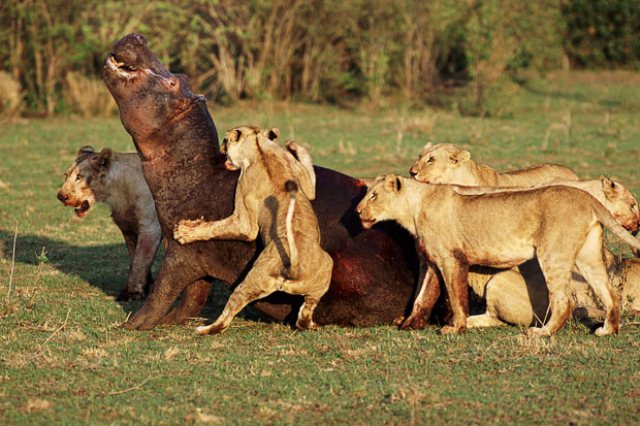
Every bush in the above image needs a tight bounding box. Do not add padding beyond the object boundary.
[0,71,23,119]
[65,72,116,117]
[562,0,640,69]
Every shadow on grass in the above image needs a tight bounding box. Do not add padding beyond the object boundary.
[0,229,271,323]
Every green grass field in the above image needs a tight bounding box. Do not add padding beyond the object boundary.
[1,71,640,424]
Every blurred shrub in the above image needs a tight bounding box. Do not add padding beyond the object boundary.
[0,0,637,116]
[562,0,640,69]
[65,72,116,117]
[0,71,23,119]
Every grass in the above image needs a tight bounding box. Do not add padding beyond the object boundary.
[1,71,640,424]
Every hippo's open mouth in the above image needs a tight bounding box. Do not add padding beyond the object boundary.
[74,200,91,218]
[105,55,141,79]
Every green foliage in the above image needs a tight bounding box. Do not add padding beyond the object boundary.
[0,0,637,116]
[562,0,640,69]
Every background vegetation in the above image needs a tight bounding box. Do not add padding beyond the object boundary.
[1,0,639,118]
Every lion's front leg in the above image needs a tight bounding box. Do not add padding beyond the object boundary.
[174,194,260,244]
[438,258,469,335]
[174,217,223,244]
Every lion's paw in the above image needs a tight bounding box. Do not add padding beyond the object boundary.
[439,325,465,335]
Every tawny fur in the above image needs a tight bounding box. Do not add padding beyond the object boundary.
[466,253,640,328]
[173,126,333,334]
[357,175,640,337]
[409,142,578,186]
[452,177,640,232]
[57,146,161,301]
[458,177,640,328]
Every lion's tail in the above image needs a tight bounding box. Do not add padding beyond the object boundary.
[594,199,640,251]
[284,180,299,279]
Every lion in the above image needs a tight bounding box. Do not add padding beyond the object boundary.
[452,176,640,233]
[173,126,333,334]
[466,254,640,328]
[57,146,162,301]
[409,142,578,186]
[357,174,640,336]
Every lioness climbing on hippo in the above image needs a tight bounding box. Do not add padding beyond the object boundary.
[102,34,419,330]
[174,126,333,334]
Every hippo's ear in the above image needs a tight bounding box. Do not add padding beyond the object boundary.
[261,128,279,141]
[449,148,471,165]
[383,174,402,193]
[77,146,95,158]
[92,148,113,170]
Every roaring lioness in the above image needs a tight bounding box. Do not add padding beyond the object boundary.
[57,146,162,301]
[357,175,640,336]
[174,126,333,334]
[409,143,578,186]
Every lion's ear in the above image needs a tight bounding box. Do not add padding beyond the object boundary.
[261,128,280,141]
[449,148,471,165]
[226,129,243,142]
[77,145,95,158]
[383,174,402,192]
[600,175,617,198]
[93,148,113,169]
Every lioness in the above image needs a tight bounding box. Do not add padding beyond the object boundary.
[452,177,640,233]
[357,175,640,336]
[409,143,578,186]
[57,146,161,301]
[467,254,640,328]
[174,126,333,334]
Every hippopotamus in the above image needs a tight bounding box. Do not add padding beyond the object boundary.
[102,34,428,330]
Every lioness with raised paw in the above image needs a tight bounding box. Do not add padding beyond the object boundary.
[409,142,578,186]
[173,126,333,334]
[57,146,162,301]
[357,174,640,337]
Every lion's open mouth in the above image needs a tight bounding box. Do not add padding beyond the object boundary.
[74,200,91,218]
[360,218,376,229]
[224,159,239,171]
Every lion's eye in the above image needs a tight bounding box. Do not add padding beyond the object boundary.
[426,157,435,164]
[75,174,83,181]
[371,192,377,200]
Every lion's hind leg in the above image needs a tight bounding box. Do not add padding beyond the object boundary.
[529,253,574,337]
[282,252,333,331]
[575,226,620,336]
[196,259,279,335]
